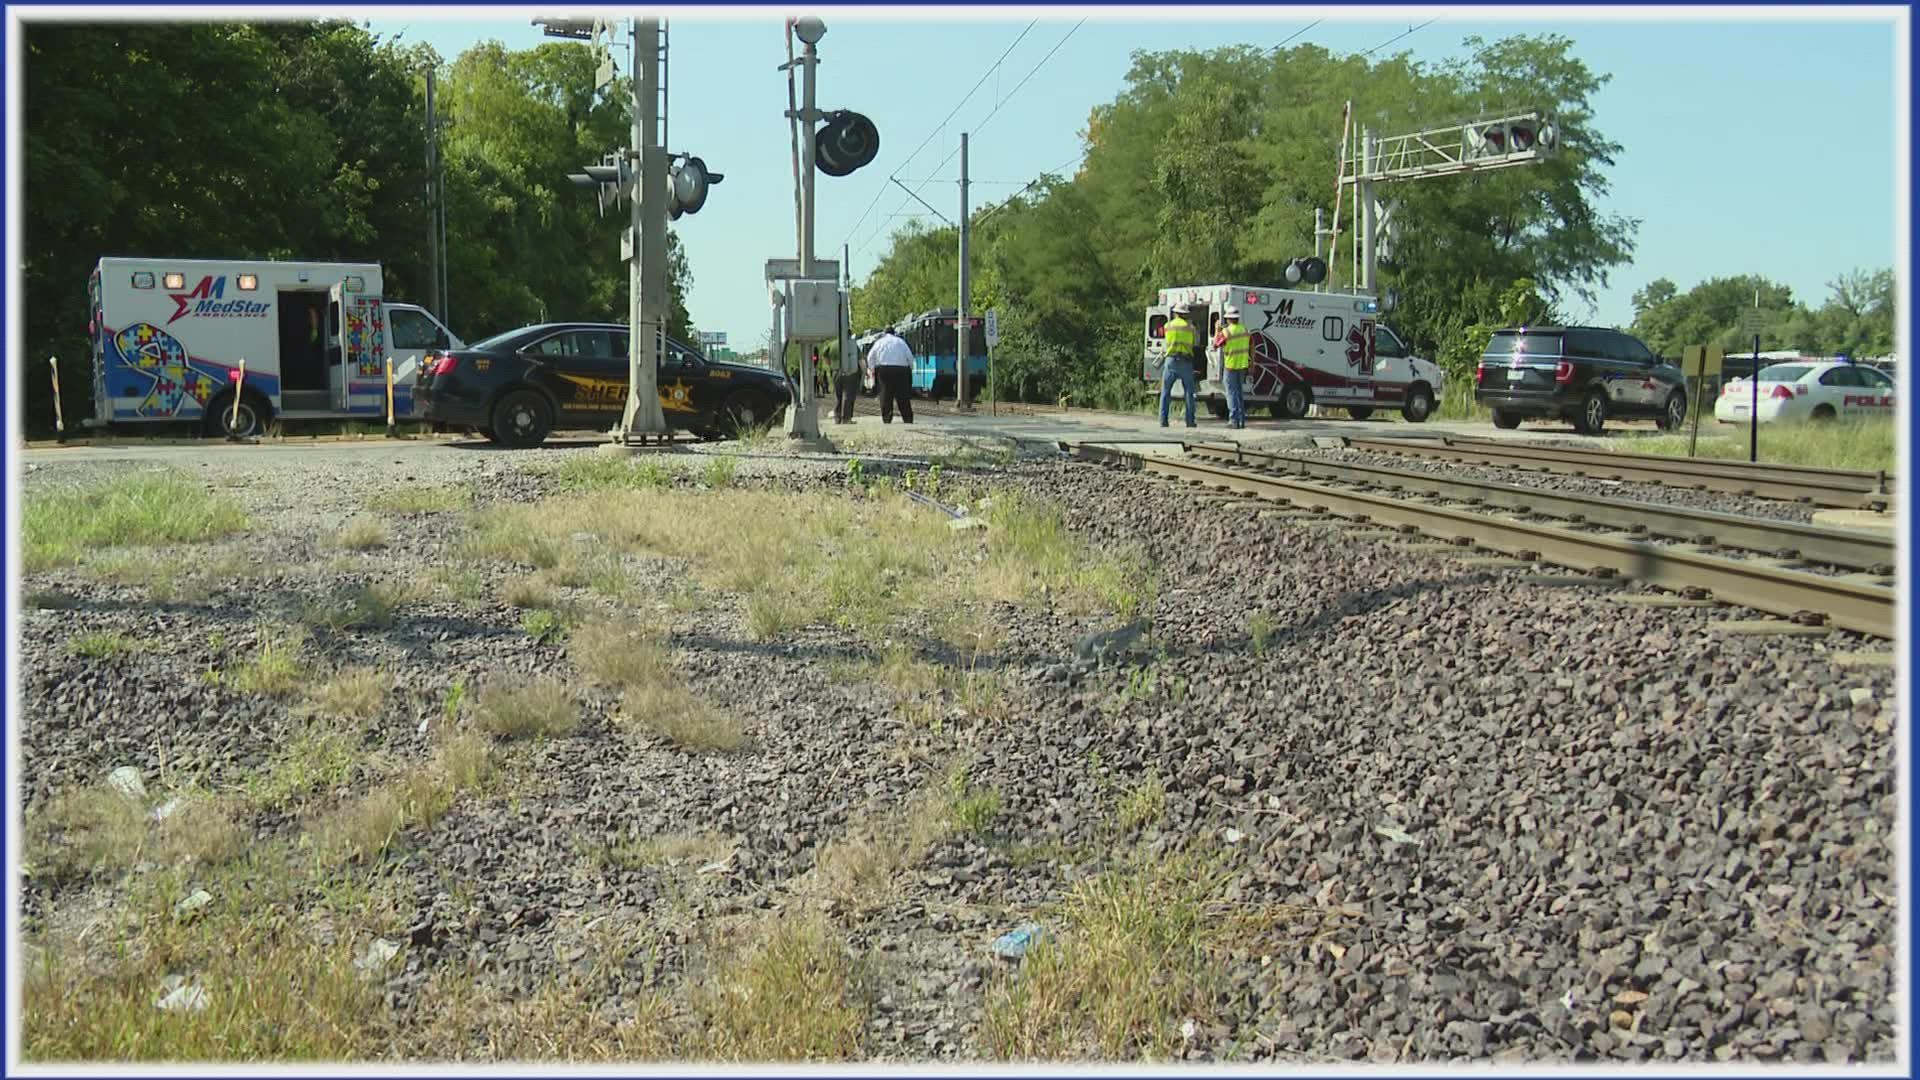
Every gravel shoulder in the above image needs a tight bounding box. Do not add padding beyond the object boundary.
[15,429,1899,1064]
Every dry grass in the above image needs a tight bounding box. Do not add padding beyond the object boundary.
[306,668,387,718]
[569,619,672,688]
[22,910,383,1061]
[300,581,420,632]
[400,975,676,1062]
[243,722,368,812]
[231,627,308,696]
[691,914,867,1061]
[81,550,186,599]
[452,484,1153,648]
[1115,775,1167,832]
[810,772,965,915]
[26,785,243,887]
[315,731,491,864]
[472,678,580,740]
[330,515,389,551]
[589,830,735,873]
[981,850,1254,1060]
[501,575,555,610]
[620,684,746,753]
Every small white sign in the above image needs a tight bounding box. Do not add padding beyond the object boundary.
[699,331,728,346]
[1737,308,1766,336]
[984,308,1000,347]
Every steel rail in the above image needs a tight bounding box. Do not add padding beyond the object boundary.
[1183,441,1896,572]
[1066,442,1894,638]
[1343,436,1894,509]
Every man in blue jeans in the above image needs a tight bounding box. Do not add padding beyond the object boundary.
[1159,302,1199,428]
[1215,305,1251,429]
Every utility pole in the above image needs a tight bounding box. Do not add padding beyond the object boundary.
[621,18,671,439]
[424,66,441,322]
[1358,126,1378,295]
[956,132,971,408]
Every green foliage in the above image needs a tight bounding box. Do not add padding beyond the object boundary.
[853,35,1641,405]
[1630,269,1895,359]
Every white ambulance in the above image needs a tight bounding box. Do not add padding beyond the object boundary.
[86,257,464,436]
[1143,284,1443,422]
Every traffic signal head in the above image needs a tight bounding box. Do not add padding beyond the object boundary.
[815,110,879,177]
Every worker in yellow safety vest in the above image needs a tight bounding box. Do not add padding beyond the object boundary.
[1159,302,1199,428]
[1214,305,1252,429]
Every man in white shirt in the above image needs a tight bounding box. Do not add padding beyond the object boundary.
[866,326,916,424]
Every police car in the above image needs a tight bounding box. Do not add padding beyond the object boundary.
[1714,359,1896,425]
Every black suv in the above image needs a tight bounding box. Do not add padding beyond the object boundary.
[1474,326,1686,435]
[416,322,793,448]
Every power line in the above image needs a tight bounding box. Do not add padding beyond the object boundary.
[856,17,1086,257]
[840,20,1038,248]
[1361,18,1436,58]
[1271,18,1322,52]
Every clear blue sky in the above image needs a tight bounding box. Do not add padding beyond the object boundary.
[361,7,1904,346]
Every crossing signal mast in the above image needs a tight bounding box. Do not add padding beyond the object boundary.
[538,13,723,443]
[1336,110,1559,299]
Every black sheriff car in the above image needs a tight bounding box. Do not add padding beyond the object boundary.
[416,321,793,448]
[1473,325,1688,436]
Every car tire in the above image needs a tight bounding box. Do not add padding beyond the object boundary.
[490,389,552,449]
[1401,383,1436,424]
[1207,399,1230,419]
[1657,391,1688,432]
[1491,408,1523,430]
[1573,389,1608,436]
[721,391,770,436]
[1280,383,1312,420]
[1812,404,1836,422]
[202,390,269,438]
[1347,406,1375,421]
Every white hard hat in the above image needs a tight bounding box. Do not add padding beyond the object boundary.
[1172,301,1191,313]
[1224,305,1241,318]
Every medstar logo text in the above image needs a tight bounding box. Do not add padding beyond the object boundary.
[167,276,271,325]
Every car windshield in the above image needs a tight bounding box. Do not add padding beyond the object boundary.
[1758,364,1813,383]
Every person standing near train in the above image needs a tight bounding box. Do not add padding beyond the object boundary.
[866,324,916,424]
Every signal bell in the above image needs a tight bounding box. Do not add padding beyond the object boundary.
[815,110,879,177]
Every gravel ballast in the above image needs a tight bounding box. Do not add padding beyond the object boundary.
[16,432,1899,1063]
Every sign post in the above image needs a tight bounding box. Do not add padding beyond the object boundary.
[984,308,999,417]
[1739,303,1765,463]
[1680,344,1723,458]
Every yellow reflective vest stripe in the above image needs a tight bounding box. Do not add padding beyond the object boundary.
[1163,316,1196,355]
[1220,323,1251,370]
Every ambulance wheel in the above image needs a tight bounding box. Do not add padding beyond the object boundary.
[1347,407,1375,421]
[490,390,552,449]
[203,391,269,439]
[1279,383,1313,420]
[1401,383,1436,424]
[1206,399,1229,419]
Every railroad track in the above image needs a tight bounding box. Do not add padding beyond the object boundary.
[1185,441,1896,572]
[1065,441,1896,638]
[1343,435,1896,510]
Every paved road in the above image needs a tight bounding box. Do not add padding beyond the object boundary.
[19,406,1662,467]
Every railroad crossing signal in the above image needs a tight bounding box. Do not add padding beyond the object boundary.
[668,155,723,219]
[568,152,631,217]
[815,110,879,176]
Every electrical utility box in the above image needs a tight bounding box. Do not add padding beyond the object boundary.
[784,279,840,340]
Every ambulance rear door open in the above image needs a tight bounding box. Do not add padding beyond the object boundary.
[1142,303,1168,382]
